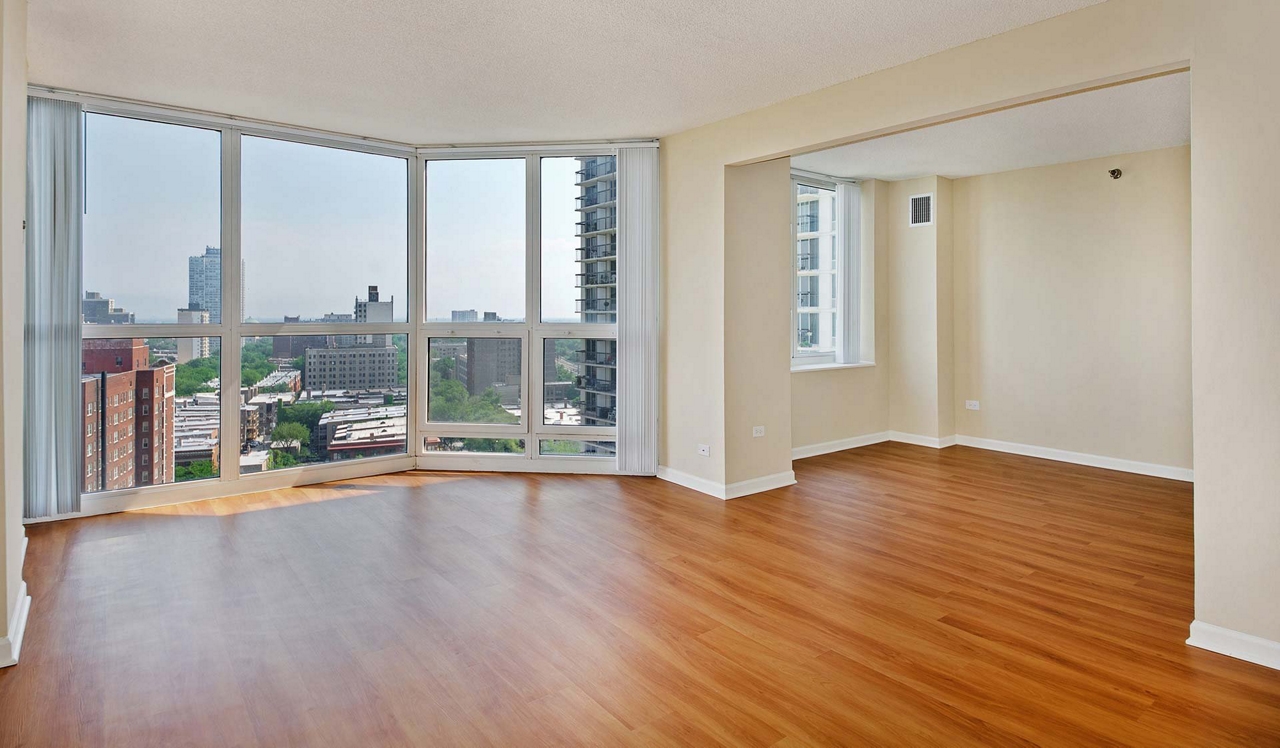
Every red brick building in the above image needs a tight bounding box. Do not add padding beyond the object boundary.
[81,339,176,493]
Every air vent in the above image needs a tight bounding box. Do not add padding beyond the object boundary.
[909,193,933,226]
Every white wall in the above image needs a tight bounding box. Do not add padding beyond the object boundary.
[952,147,1193,469]
[1189,1,1280,646]
[0,0,26,652]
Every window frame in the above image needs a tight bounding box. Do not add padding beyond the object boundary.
[76,104,420,510]
[790,170,860,371]
[419,152,619,468]
[51,89,643,514]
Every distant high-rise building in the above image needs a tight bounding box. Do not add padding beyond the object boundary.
[451,309,478,323]
[81,291,135,325]
[483,311,500,322]
[175,308,211,363]
[187,246,245,325]
[575,156,618,441]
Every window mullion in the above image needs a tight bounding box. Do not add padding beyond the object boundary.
[218,126,242,482]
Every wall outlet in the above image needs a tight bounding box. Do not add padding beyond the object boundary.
[965,400,980,411]
[697,443,710,457]
[752,425,765,438]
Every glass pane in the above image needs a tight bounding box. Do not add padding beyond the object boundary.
[428,337,522,424]
[542,338,617,427]
[83,114,221,324]
[426,159,526,322]
[239,336,408,471]
[241,136,408,323]
[81,337,220,493]
[539,440,616,457]
[795,182,838,355]
[541,156,616,323]
[424,437,526,454]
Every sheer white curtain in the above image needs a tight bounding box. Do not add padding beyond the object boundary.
[24,96,83,518]
[616,146,659,474]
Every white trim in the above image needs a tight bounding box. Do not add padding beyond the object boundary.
[656,465,727,498]
[0,581,31,668]
[790,167,858,186]
[415,454,623,474]
[792,431,891,459]
[1187,621,1280,671]
[888,431,956,449]
[656,466,796,501]
[955,435,1193,482]
[725,470,797,500]
[791,361,875,373]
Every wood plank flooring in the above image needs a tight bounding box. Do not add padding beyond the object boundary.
[2,443,1278,746]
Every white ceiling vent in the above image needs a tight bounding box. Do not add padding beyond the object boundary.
[909,193,934,226]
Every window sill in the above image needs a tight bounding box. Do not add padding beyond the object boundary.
[791,361,875,373]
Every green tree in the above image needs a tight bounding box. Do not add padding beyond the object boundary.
[277,400,336,448]
[271,421,310,450]
[268,450,298,469]
[174,356,220,397]
[175,460,215,482]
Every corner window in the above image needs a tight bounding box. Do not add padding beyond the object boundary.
[791,173,859,369]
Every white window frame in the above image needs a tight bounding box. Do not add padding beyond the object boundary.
[35,85,651,516]
[790,170,860,370]
[418,153,618,472]
[73,102,419,513]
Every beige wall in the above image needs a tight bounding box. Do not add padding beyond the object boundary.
[724,158,793,484]
[952,147,1193,469]
[887,177,946,438]
[661,0,1192,487]
[1190,2,1280,643]
[791,179,890,449]
[660,131,727,483]
[1,0,25,639]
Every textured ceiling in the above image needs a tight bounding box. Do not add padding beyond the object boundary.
[792,72,1190,180]
[29,0,1102,145]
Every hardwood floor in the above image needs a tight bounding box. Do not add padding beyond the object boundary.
[2,443,1278,746]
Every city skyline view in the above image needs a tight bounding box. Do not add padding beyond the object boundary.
[83,113,594,324]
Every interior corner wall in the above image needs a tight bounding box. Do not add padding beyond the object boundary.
[1190,0,1280,644]
[790,179,890,450]
[951,147,1192,469]
[0,0,26,642]
[724,158,793,485]
[887,176,945,439]
[934,178,955,440]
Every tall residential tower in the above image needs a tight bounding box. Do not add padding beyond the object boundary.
[575,156,618,439]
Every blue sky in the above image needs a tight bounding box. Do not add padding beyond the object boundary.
[83,113,583,325]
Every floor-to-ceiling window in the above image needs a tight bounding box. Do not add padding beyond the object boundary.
[420,154,618,464]
[63,96,648,512]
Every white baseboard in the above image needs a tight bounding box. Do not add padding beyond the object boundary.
[1187,620,1280,671]
[724,470,796,500]
[792,432,890,459]
[888,431,956,449]
[657,465,796,501]
[0,581,31,668]
[955,435,1193,482]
